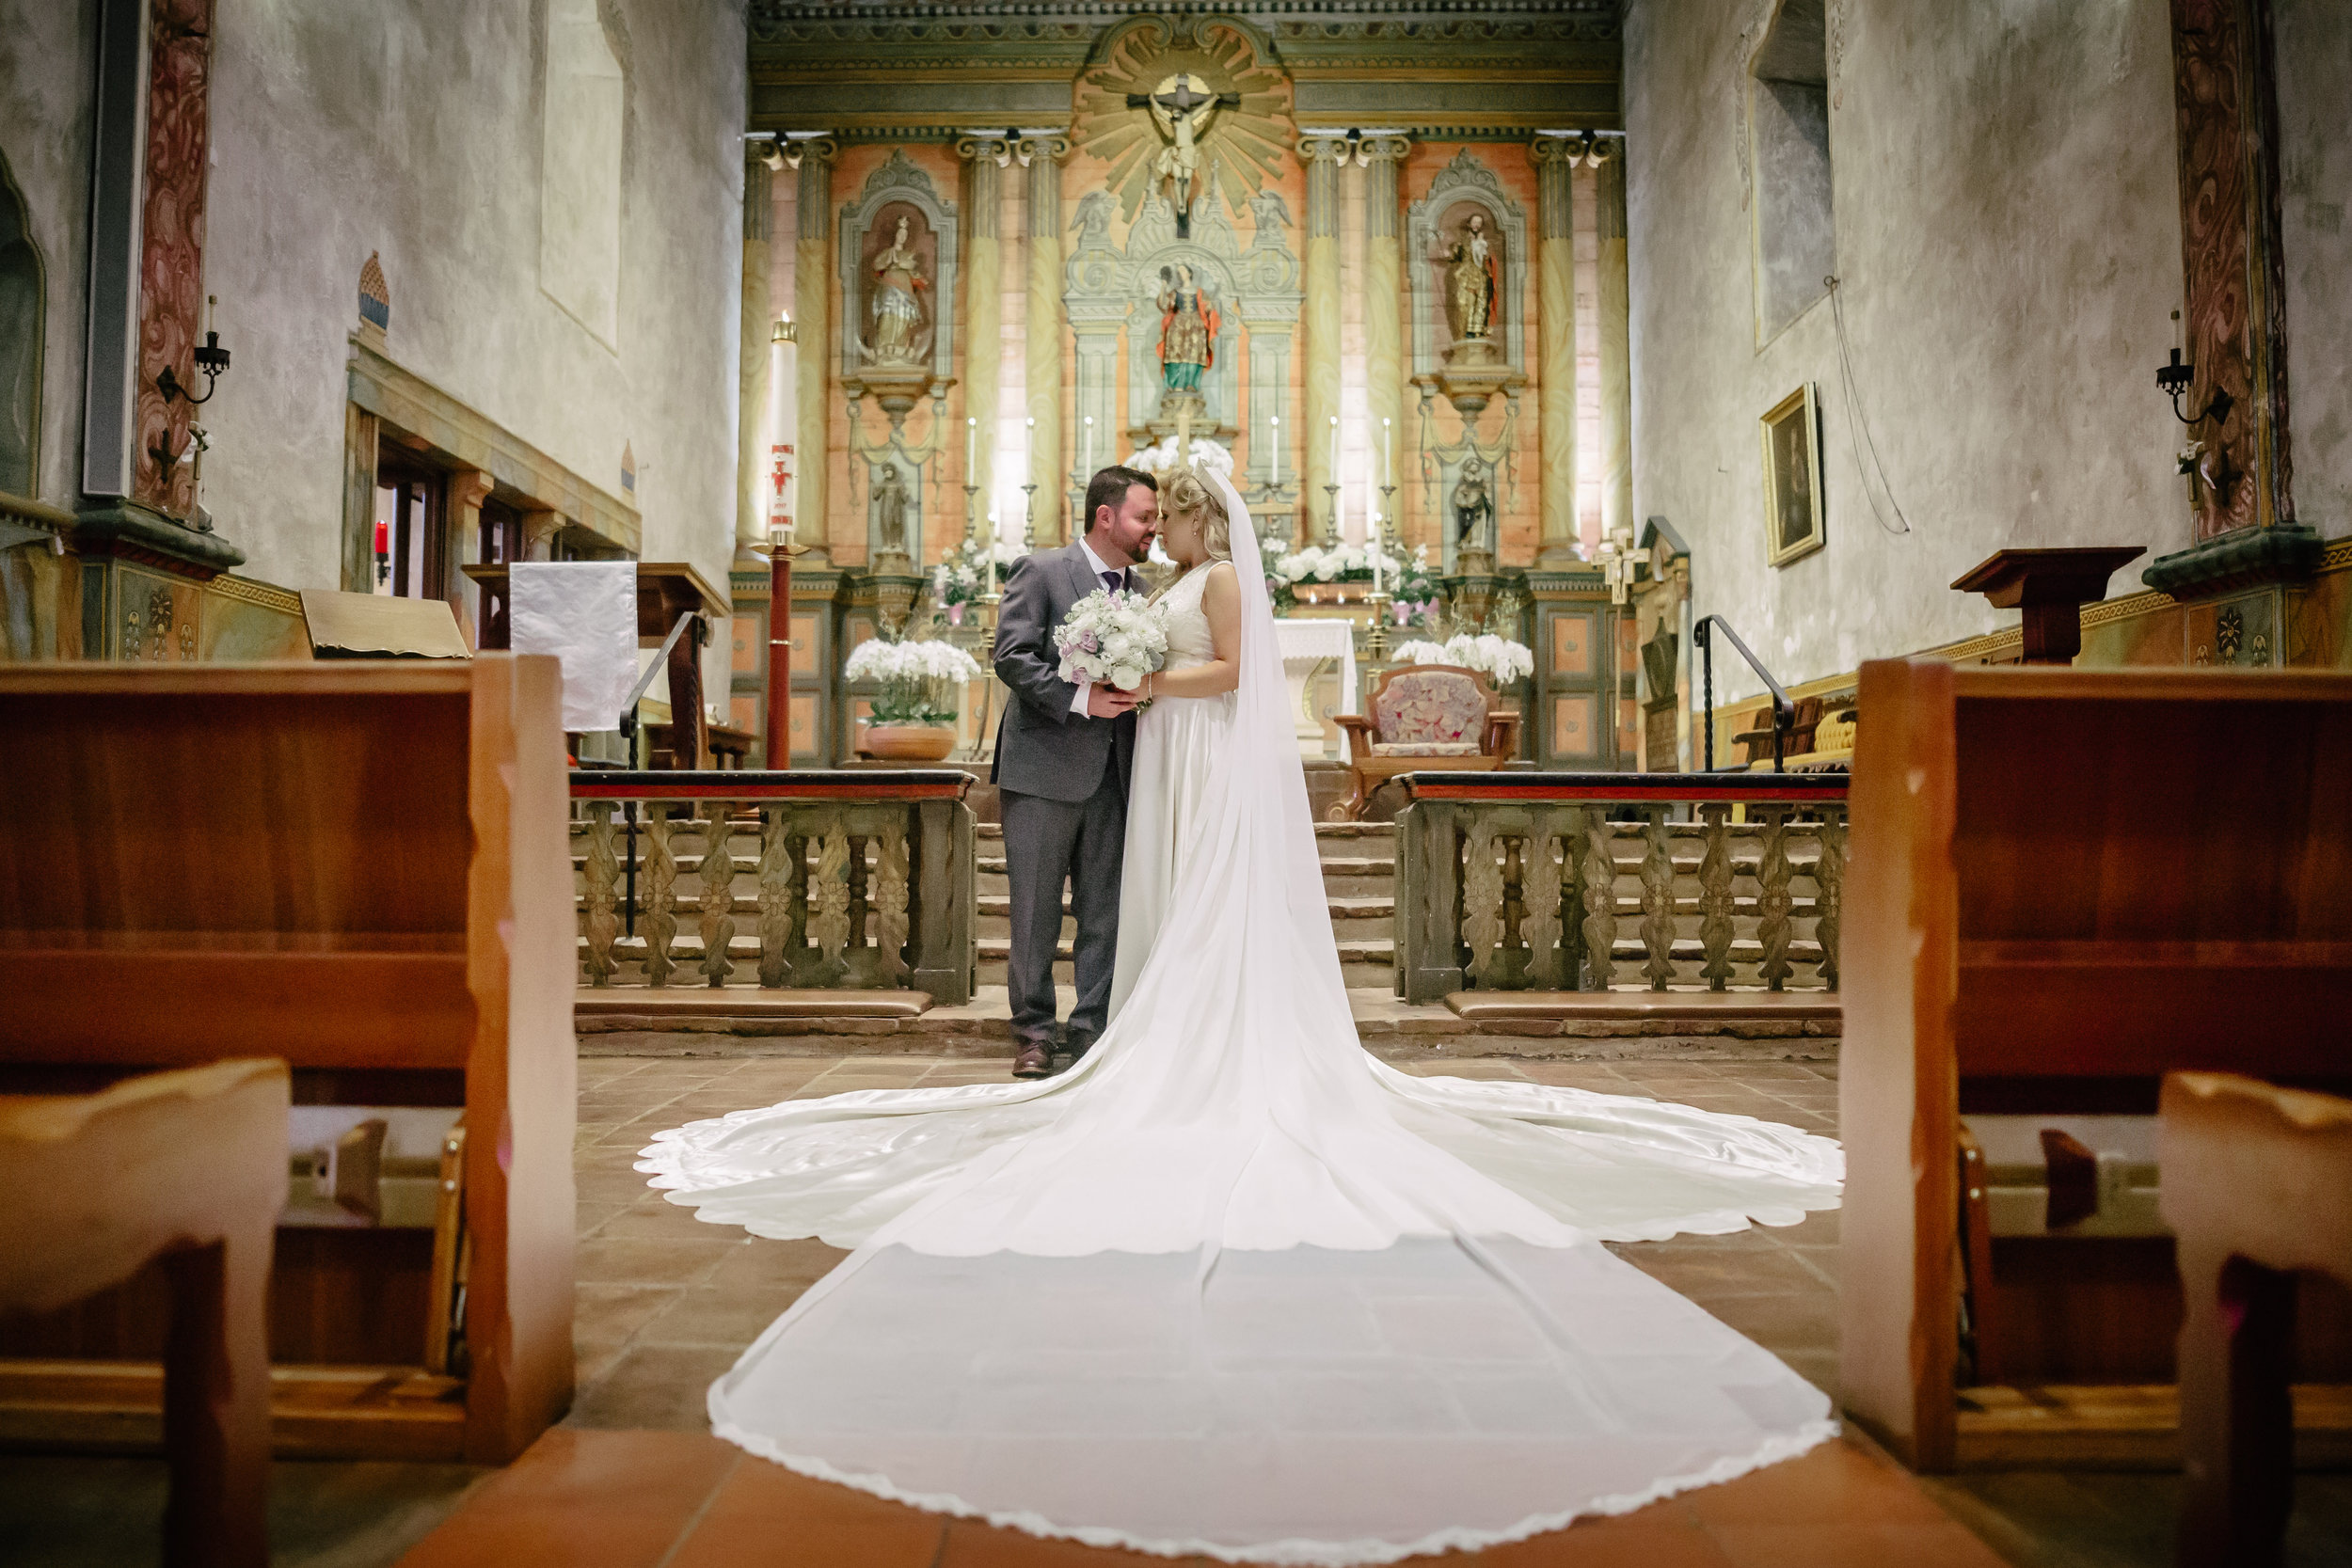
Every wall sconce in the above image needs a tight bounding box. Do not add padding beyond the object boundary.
[2156,347,2233,429]
[159,295,232,405]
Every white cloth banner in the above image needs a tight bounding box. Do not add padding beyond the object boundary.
[511,562,639,732]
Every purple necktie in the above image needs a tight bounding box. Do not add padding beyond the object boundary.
[1102,570,1122,593]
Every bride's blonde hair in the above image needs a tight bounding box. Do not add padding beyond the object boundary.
[1161,466,1232,563]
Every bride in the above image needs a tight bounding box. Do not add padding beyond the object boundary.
[640,461,1843,1563]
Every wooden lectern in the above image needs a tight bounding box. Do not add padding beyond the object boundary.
[1949,546,2146,665]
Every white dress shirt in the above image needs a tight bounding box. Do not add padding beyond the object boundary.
[1069,535,1131,717]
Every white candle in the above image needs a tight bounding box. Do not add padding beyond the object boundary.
[1269,414,1280,486]
[966,414,977,475]
[1083,414,1094,476]
[1381,417,1392,491]
[1328,414,1340,485]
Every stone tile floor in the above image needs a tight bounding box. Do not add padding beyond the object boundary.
[12,1053,2352,1567]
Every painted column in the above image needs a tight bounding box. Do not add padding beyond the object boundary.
[737,149,774,556]
[1531,135,1581,565]
[956,136,1009,542]
[792,139,837,564]
[1360,137,1409,545]
[1021,135,1070,546]
[1299,135,1349,546]
[1594,138,1633,554]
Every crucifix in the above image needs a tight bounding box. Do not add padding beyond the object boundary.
[1126,73,1240,237]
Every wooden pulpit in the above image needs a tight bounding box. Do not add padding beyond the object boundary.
[1949,546,2146,664]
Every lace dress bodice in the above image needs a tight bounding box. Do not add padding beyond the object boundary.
[1155,563,1219,673]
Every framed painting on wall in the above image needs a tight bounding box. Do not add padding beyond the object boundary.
[1760,383,1825,567]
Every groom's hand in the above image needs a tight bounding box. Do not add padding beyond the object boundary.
[1085,686,1137,719]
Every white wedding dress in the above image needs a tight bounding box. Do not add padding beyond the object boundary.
[639,469,1843,1564]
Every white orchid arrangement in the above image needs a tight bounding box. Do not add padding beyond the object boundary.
[843,636,986,725]
[1053,588,1169,705]
[1126,436,1234,478]
[1392,632,1535,686]
[930,537,1029,624]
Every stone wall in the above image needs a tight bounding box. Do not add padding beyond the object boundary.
[0,0,97,514]
[1625,0,2196,697]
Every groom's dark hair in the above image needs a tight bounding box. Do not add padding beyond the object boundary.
[1084,465,1158,537]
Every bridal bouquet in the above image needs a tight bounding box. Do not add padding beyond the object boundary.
[1054,588,1168,706]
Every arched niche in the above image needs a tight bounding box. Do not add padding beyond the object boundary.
[0,149,43,498]
[836,150,958,388]
[1406,151,1528,380]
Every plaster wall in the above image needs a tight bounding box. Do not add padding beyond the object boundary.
[2276,0,2352,537]
[1625,0,2188,699]
[195,0,745,689]
[0,0,97,513]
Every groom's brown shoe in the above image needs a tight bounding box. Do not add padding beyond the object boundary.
[1012,1040,1054,1078]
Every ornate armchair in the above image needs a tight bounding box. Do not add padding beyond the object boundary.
[1329,664,1520,821]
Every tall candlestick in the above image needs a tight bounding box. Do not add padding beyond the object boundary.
[1269,414,1280,486]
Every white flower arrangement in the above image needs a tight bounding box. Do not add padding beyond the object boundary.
[1053,588,1169,699]
[843,636,986,725]
[1392,633,1535,686]
[931,538,1029,623]
[1125,436,1234,478]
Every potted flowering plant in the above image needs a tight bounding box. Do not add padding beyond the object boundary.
[844,636,986,760]
[930,538,1027,627]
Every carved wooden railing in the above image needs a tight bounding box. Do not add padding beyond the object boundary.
[1393,771,1850,1004]
[568,770,977,1005]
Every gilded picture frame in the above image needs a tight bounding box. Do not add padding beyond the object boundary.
[1759,383,1825,567]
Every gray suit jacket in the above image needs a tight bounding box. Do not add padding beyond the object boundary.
[989,543,1136,803]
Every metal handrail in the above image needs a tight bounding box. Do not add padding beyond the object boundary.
[1692,615,1796,773]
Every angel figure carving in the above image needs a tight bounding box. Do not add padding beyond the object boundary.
[866,215,928,365]
[1445,211,1501,346]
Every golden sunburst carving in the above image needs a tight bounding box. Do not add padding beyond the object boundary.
[1072,18,1292,227]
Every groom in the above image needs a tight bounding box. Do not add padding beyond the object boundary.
[990,465,1161,1079]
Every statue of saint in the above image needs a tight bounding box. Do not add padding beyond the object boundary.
[1452,457,1495,547]
[866,215,927,365]
[1444,212,1500,344]
[1155,263,1217,392]
[871,464,910,553]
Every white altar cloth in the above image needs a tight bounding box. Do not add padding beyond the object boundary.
[1271,617,1358,757]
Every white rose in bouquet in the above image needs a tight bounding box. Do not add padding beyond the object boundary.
[1054,587,1169,701]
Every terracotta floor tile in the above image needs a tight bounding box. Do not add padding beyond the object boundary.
[579,1168,670,1205]
[566,1343,745,1432]
[575,1235,742,1289]
[703,1236,851,1291]
[1613,1245,1827,1298]
[669,1460,947,1568]
[393,1429,738,1568]
[574,1282,685,1343]
[1683,1445,1949,1528]
[1458,1519,1737,1567]
[937,1517,1202,1565]
[637,1283,801,1347]
[1683,1294,1839,1357]
[593,1198,734,1242]
[1706,1520,2010,1567]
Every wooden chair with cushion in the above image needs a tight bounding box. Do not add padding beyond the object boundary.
[0,1059,290,1568]
[1330,664,1520,821]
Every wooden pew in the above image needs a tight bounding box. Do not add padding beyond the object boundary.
[1841,661,2352,1471]
[0,1059,288,1568]
[0,659,576,1464]
[2161,1071,2352,1568]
